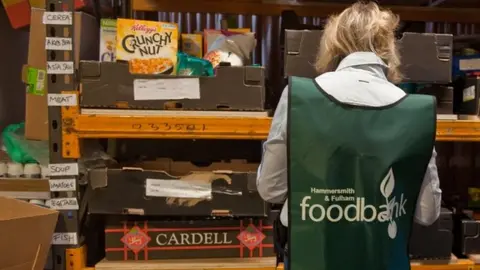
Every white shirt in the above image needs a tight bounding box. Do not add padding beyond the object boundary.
[257,52,442,227]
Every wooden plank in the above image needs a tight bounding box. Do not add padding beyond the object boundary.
[95,257,277,270]
[275,256,473,270]
[132,0,480,23]
[0,178,50,192]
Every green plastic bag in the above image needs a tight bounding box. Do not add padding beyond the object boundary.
[2,123,48,164]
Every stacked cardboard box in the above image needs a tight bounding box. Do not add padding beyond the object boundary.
[22,8,98,140]
[0,197,58,270]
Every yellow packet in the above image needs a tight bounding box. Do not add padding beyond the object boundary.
[116,18,178,75]
[182,34,203,58]
[228,28,251,34]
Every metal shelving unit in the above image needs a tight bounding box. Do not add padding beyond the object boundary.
[44,1,85,270]
[42,0,480,270]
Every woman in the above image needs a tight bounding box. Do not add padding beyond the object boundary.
[257,2,442,270]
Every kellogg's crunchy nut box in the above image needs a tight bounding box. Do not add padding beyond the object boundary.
[116,18,178,75]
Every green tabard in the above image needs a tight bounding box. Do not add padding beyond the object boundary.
[287,77,436,270]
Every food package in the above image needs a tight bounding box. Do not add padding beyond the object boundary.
[116,18,179,75]
[203,30,256,68]
[99,19,117,62]
[182,33,203,58]
[177,52,214,76]
[228,28,251,34]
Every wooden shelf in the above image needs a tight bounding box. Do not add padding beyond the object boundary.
[94,257,277,270]
[0,178,50,199]
[132,0,480,23]
[0,178,49,192]
[89,257,477,270]
[276,257,474,270]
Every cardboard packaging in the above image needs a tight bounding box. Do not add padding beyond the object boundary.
[99,19,117,62]
[0,197,58,270]
[24,8,99,141]
[105,218,274,261]
[284,30,453,84]
[79,61,266,111]
[116,18,179,75]
[182,33,203,58]
[88,159,267,217]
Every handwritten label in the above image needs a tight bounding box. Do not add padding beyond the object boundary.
[47,94,77,106]
[47,61,74,74]
[131,123,206,132]
[48,198,79,210]
[133,78,200,100]
[42,12,73,25]
[49,179,76,191]
[52,233,78,245]
[45,37,73,50]
[146,179,212,199]
[48,163,79,176]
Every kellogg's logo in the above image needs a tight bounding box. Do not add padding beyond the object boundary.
[121,226,151,253]
[131,24,157,34]
[237,224,266,251]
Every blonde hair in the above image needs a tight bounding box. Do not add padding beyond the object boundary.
[315,1,402,83]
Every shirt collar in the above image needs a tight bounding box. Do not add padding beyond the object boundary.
[336,52,388,71]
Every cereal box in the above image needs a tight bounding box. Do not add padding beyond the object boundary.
[181,33,203,58]
[99,19,117,62]
[116,18,178,75]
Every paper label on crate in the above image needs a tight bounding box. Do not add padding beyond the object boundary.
[133,78,200,100]
[48,198,79,210]
[145,179,212,199]
[463,85,476,102]
[47,61,74,74]
[45,37,73,50]
[42,12,73,25]
[459,58,480,71]
[49,178,76,191]
[48,163,79,176]
[47,94,77,106]
[52,233,78,245]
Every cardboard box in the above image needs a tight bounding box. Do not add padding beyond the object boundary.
[88,159,267,217]
[105,218,274,261]
[284,30,453,84]
[79,61,266,111]
[99,19,117,62]
[0,197,58,270]
[182,33,203,58]
[409,208,453,259]
[24,8,99,141]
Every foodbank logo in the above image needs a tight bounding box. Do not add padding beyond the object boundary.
[380,168,400,239]
[300,168,406,240]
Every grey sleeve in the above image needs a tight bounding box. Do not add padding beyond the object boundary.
[413,148,442,226]
[256,87,288,204]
